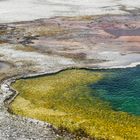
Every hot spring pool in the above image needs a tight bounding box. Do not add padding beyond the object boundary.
[91,66,140,115]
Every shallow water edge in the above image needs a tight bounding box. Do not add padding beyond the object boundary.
[7,66,140,139]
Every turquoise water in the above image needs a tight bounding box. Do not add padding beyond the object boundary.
[91,66,140,115]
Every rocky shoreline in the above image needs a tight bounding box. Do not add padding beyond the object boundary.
[0,71,79,140]
[0,72,60,139]
[1,68,97,140]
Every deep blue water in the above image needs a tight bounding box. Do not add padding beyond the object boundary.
[91,66,140,115]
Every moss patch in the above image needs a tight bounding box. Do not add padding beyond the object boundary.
[10,69,140,140]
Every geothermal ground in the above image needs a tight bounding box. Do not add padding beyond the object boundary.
[0,0,140,23]
[0,14,140,139]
